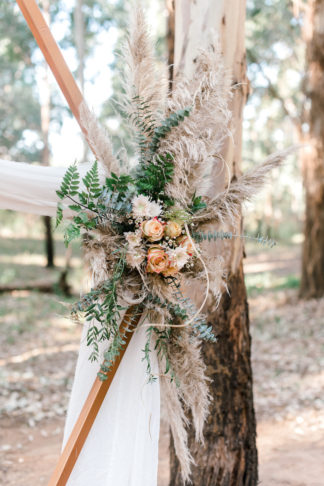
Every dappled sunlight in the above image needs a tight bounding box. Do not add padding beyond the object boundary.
[0,342,79,367]
[0,253,81,268]
[257,413,324,486]
[245,258,298,274]
[258,408,324,448]
[0,228,45,239]
[251,289,324,430]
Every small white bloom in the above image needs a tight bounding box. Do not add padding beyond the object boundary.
[167,246,189,270]
[126,249,145,268]
[132,195,162,218]
[124,230,142,247]
[132,195,150,218]
[147,201,162,218]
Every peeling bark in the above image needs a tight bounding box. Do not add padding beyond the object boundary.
[169,1,258,484]
[170,265,257,486]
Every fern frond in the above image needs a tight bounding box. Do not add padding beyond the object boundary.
[82,161,101,201]
[56,164,80,200]
[132,107,192,204]
[148,107,191,154]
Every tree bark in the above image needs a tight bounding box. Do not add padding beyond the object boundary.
[74,0,88,162]
[300,0,324,299]
[170,1,258,484]
[40,0,55,268]
[166,0,175,89]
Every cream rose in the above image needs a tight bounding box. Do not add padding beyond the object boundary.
[141,218,164,242]
[147,246,169,274]
[177,235,194,256]
[162,261,179,277]
[167,247,189,270]
[165,221,182,239]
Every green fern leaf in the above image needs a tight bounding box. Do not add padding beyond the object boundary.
[56,164,80,200]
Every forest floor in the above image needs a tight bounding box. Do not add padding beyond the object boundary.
[0,234,323,486]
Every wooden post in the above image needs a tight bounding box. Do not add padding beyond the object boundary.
[47,307,142,486]
[15,2,144,484]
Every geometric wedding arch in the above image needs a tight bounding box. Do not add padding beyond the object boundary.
[16,1,142,484]
[14,1,260,485]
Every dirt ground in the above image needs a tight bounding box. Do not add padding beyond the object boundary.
[1,244,324,485]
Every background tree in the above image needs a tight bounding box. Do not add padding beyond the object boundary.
[244,0,304,241]
[169,1,258,484]
[74,0,87,163]
[300,0,324,298]
[40,0,55,268]
[0,2,41,161]
[0,0,56,267]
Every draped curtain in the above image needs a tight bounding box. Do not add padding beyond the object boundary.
[0,159,160,486]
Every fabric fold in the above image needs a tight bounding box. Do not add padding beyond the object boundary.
[0,159,161,486]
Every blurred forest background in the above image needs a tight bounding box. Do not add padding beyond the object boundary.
[0,1,323,485]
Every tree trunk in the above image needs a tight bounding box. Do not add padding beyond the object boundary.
[40,0,55,268]
[170,1,258,484]
[300,0,324,299]
[74,0,88,162]
[166,0,175,89]
[43,214,54,268]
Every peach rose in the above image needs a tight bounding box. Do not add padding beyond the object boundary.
[147,246,169,274]
[165,221,182,239]
[141,218,164,242]
[177,235,194,256]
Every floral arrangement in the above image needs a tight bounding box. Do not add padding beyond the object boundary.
[56,7,288,482]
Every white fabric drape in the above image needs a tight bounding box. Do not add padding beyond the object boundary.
[0,159,68,217]
[63,320,160,486]
[0,159,160,486]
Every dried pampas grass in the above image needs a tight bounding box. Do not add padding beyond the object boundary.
[193,148,295,225]
[160,366,194,484]
[121,6,168,132]
[169,330,211,443]
[163,43,232,206]
[79,102,120,176]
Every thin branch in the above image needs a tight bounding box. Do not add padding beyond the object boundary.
[247,49,301,130]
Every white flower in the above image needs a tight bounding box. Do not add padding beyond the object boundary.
[132,195,162,218]
[147,201,162,218]
[126,249,145,268]
[167,246,190,270]
[132,195,151,218]
[124,230,142,247]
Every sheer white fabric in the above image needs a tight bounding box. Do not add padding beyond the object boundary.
[0,159,69,217]
[63,320,160,486]
[0,159,160,486]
